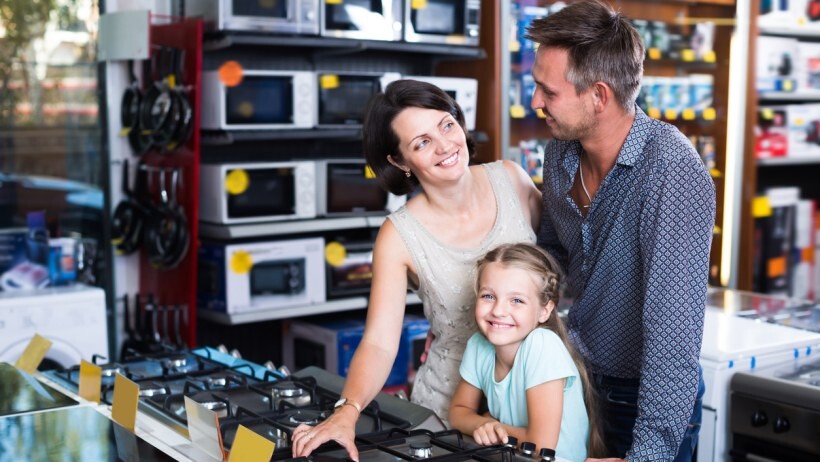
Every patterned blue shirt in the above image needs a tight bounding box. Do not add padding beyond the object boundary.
[537,107,715,461]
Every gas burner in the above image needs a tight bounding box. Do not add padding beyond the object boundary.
[139,384,168,398]
[269,381,312,407]
[283,409,328,427]
[409,441,433,459]
[163,354,192,370]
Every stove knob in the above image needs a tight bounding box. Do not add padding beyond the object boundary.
[751,410,768,427]
[504,436,519,449]
[520,442,536,456]
[773,416,791,433]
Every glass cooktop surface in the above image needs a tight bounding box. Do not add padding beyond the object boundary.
[0,362,77,416]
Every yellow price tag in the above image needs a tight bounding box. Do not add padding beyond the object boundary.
[703,107,717,121]
[682,108,696,120]
[713,226,721,235]
[535,108,546,119]
[112,374,140,432]
[681,49,695,62]
[118,127,131,136]
[509,40,521,53]
[225,169,250,195]
[782,79,794,92]
[79,360,103,403]
[320,74,340,89]
[704,51,716,63]
[411,0,428,9]
[648,48,662,60]
[14,334,52,374]
[228,425,276,462]
[752,196,772,218]
[664,109,678,120]
[761,108,774,120]
[510,105,526,118]
[325,241,347,268]
[167,74,176,89]
[364,165,376,179]
[709,168,722,178]
[648,107,662,119]
[231,250,254,274]
[326,0,342,4]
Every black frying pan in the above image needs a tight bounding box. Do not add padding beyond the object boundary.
[120,60,142,133]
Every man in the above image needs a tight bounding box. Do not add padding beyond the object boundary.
[526,1,715,461]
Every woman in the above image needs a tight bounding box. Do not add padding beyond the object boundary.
[291,80,541,461]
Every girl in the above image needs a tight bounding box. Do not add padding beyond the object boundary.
[449,243,604,461]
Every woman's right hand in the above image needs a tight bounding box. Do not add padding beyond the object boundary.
[291,405,360,461]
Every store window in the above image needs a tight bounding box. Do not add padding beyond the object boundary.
[0,0,107,290]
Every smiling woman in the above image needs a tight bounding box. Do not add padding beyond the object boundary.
[289,79,543,461]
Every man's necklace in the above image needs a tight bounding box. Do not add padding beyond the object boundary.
[578,158,592,209]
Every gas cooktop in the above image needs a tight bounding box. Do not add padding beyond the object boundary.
[43,347,447,460]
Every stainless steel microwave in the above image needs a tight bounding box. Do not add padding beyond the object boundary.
[183,0,320,35]
[403,0,480,46]
[316,72,401,128]
[200,70,317,130]
[197,237,326,315]
[404,75,478,130]
[315,159,406,217]
[320,0,402,41]
[199,161,317,224]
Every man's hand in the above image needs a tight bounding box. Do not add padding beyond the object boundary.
[472,419,509,446]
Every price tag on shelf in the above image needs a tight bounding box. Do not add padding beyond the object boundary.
[648,48,662,60]
[704,51,716,63]
[112,374,139,432]
[703,108,717,121]
[681,49,695,62]
[752,196,772,218]
[14,334,52,374]
[682,108,696,120]
[510,105,526,119]
[648,107,662,119]
[664,109,678,120]
[535,108,546,119]
[79,360,102,403]
[228,425,276,462]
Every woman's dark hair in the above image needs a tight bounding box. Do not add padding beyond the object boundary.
[362,79,476,195]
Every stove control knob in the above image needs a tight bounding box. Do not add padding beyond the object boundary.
[773,416,791,433]
[751,410,768,427]
[520,442,536,456]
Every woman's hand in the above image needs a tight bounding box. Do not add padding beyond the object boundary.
[290,406,360,461]
[472,418,509,446]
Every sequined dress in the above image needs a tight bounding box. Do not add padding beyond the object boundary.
[388,160,536,424]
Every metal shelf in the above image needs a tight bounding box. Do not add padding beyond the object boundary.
[199,216,387,240]
[203,32,486,60]
[201,129,488,146]
[197,293,422,325]
[759,26,820,38]
[757,156,820,166]
[758,92,820,102]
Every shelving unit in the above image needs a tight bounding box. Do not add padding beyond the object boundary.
[737,3,820,292]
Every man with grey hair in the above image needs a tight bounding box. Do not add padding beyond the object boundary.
[527,1,715,461]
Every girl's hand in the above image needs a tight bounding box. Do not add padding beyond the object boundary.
[472,419,509,446]
[291,407,360,461]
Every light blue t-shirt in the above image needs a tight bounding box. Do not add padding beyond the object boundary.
[459,328,589,462]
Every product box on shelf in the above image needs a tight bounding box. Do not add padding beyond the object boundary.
[756,36,800,93]
[796,41,820,92]
[282,318,409,388]
[792,199,817,300]
[753,187,800,296]
[755,106,789,159]
[402,315,430,390]
[197,237,326,315]
[786,103,820,158]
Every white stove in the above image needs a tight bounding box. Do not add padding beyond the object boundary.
[699,298,820,462]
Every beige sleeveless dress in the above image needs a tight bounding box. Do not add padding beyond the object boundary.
[388,160,536,425]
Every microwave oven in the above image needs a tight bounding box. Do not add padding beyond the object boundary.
[325,238,374,297]
[199,162,317,224]
[405,75,478,131]
[183,0,320,35]
[317,72,401,128]
[315,159,406,217]
[198,237,326,315]
[403,0,480,46]
[200,70,317,130]
[320,0,402,41]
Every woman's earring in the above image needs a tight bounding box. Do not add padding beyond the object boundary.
[405,170,412,178]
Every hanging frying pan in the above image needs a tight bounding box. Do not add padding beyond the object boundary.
[120,60,142,134]
[128,59,154,156]
[166,49,193,152]
[140,48,175,142]
[111,160,147,255]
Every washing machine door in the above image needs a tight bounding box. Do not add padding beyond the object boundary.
[0,337,84,370]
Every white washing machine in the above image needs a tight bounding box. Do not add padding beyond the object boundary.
[0,284,109,369]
